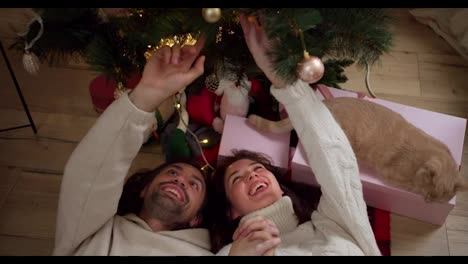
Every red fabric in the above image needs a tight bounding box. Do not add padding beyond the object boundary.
[187,87,218,126]
[89,72,141,112]
[248,78,261,96]
[367,206,391,256]
[200,143,220,167]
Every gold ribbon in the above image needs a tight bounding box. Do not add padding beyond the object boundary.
[144,33,198,61]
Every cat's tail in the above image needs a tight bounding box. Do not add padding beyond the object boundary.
[247,114,293,134]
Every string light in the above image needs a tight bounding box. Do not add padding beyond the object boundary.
[172,95,215,173]
[216,26,223,43]
[200,139,209,144]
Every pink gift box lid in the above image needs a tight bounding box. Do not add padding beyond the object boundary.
[293,85,467,205]
[217,114,291,169]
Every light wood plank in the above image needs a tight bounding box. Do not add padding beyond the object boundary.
[0,235,54,256]
[0,137,164,174]
[449,191,468,220]
[0,109,97,142]
[0,37,100,117]
[0,109,30,133]
[419,61,468,101]
[446,215,468,255]
[418,53,468,68]
[0,138,76,173]
[0,8,34,39]
[341,51,421,97]
[391,214,450,256]
[370,94,468,118]
[388,8,458,55]
[0,171,60,239]
[0,166,20,209]
[451,143,468,218]
[0,108,163,156]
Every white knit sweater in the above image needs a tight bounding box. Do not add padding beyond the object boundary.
[217,80,381,256]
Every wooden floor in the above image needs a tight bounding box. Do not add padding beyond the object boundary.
[0,8,467,256]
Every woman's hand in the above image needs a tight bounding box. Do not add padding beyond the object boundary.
[228,216,281,256]
[129,35,206,112]
[239,13,288,89]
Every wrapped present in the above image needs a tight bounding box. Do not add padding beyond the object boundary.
[291,85,466,225]
[217,114,291,173]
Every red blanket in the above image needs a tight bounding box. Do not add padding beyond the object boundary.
[367,206,391,256]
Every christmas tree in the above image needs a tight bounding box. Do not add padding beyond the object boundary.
[11,8,392,88]
[10,8,393,168]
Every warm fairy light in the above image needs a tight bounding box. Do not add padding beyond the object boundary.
[216,26,223,43]
[200,139,209,144]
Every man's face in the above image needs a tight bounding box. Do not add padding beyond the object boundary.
[140,163,206,229]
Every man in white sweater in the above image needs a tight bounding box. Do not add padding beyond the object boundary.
[53,36,214,255]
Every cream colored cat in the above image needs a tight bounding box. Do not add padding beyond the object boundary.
[248,97,468,202]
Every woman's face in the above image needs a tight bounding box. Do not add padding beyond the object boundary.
[224,159,283,219]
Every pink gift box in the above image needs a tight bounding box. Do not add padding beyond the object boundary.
[217,114,291,173]
[291,85,466,225]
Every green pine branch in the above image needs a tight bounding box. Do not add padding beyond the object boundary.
[317,8,393,66]
[9,8,393,89]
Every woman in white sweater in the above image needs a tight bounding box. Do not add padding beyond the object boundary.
[208,13,381,256]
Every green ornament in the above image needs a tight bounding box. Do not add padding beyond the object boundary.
[166,128,192,161]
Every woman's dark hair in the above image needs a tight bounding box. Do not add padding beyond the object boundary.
[117,158,211,228]
[207,149,322,253]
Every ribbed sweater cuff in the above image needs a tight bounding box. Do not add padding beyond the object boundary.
[270,80,320,106]
[240,196,298,235]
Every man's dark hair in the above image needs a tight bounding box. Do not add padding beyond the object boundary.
[117,158,210,228]
[207,149,322,253]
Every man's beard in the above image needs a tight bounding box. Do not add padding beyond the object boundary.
[144,184,192,230]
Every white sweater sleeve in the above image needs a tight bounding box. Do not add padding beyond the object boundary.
[215,244,232,256]
[54,93,156,255]
[270,81,381,256]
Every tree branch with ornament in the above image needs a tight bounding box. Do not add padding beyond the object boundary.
[8,8,393,170]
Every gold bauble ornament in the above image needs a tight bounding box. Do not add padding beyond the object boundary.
[297,52,324,84]
[202,8,221,23]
